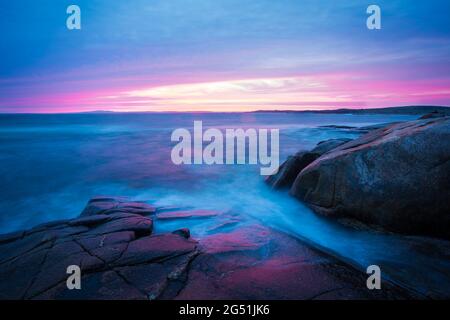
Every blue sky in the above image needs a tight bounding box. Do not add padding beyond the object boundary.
[1,0,450,112]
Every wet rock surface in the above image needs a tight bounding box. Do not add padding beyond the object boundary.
[0,197,411,300]
[177,224,411,300]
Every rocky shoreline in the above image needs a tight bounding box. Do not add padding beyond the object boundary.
[264,113,450,298]
[268,114,450,240]
[0,196,412,300]
[1,112,449,300]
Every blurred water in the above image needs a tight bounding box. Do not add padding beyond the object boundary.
[1,112,413,233]
[2,112,448,296]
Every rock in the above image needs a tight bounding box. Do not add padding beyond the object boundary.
[176,224,412,300]
[156,210,220,220]
[357,122,400,132]
[319,125,358,129]
[266,152,318,189]
[291,117,450,239]
[68,214,111,227]
[82,213,153,238]
[311,138,353,154]
[0,195,416,300]
[266,138,352,189]
[0,230,24,244]
[419,111,447,120]
[80,196,156,217]
[172,228,191,239]
[0,198,197,300]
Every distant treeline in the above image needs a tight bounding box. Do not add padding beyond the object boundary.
[255,106,450,115]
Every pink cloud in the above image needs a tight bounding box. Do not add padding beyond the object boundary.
[2,70,449,113]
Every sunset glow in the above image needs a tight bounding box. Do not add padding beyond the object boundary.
[1,0,449,113]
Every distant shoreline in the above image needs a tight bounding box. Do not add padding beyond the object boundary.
[1,105,449,115]
[253,105,450,115]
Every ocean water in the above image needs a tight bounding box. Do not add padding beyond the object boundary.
[0,112,409,233]
[1,112,448,296]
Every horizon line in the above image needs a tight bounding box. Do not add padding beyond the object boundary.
[1,105,449,115]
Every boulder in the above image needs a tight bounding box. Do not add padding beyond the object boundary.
[291,117,450,239]
[266,138,352,189]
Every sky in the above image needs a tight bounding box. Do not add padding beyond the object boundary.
[1,0,450,113]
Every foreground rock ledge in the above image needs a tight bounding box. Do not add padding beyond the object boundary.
[0,197,411,300]
[291,116,450,239]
